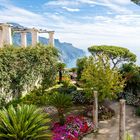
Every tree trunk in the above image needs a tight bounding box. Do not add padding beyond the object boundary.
[58,110,65,125]
[59,70,62,83]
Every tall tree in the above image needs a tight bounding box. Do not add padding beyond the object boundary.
[81,55,125,101]
[88,45,136,69]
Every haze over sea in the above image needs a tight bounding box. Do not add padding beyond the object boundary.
[0,0,140,65]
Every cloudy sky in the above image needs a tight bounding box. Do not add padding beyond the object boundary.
[0,0,140,63]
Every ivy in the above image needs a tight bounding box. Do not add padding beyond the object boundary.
[0,45,59,106]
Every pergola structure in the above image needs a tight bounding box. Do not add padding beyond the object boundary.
[0,23,55,48]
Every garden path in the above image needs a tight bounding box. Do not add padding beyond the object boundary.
[82,101,140,140]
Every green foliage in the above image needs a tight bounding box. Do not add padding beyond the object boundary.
[131,0,140,5]
[76,57,87,81]
[136,107,140,116]
[21,88,48,106]
[72,90,93,105]
[81,55,125,101]
[0,45,58,106]
[120,63,140,95]
[126,133,133,140]
[0,104,51,139]
[47,93,72,125]
[88,45,136,68]
[123,92,140,106]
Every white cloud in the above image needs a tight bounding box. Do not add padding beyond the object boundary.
[62,7,80,12]
[0,0,139,51]
[44,0,133,14]
[0,0,47,28]
[44,0,79,7]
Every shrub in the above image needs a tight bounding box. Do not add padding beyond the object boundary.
[72,90,93,105]
[6,88,48,107]
[22,88,48,106]
[47,93,73,125]
[84,105,115,121]
[0,104,51,139]
[56,81,77,94]
[120,92,140,106]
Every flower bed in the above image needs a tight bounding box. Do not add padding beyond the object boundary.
[52,115,94,140]
[84,105,115,121]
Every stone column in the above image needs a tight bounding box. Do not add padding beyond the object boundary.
[0,29,3,48]
[2,24,12,46]
[30,28,39,47]
[48,31,54,46]
[21,32,27,48]
[119,99,126,140]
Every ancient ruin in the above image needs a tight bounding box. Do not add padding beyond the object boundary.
[0,23,54,47]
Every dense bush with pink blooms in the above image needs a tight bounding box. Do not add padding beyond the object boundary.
[52,115,94,140]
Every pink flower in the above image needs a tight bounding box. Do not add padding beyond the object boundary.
[52,115,94,140]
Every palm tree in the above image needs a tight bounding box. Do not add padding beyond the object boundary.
[0,104,51,140]
[47,93,72,125]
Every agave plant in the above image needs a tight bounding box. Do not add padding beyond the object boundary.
[0,104,51,140]
[47,93,72,125]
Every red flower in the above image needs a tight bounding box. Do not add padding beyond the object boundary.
[80,122,88,133]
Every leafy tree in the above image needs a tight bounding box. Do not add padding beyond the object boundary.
[0,104,51,140]
[88,45,136,69]
[81,54,125,101]
[131,0,140,5]
[120,63,140,95]
[57,62,66,83]
[76,57,87,81]
[47,93,72,125]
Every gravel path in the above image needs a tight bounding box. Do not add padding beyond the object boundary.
[82,101,140,140]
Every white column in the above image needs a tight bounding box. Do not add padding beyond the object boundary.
[2,24,12,46]
[48,31,54,46]
[0,29,3,48]
[31,28,39,47]
[21,32,27,48]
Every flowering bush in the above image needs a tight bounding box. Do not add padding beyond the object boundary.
[52,115,94,140]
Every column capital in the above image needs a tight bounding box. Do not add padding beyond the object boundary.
[30,28,39,32]
[48,31,55,34]
[0,23,11,27]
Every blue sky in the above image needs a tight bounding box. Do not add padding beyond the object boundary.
[0,0,140,64]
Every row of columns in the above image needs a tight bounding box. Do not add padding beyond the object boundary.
[0,23,55,48]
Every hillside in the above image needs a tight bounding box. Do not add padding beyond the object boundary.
[10,23,85,67]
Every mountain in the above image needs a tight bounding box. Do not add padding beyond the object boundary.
[10,23,85,68]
